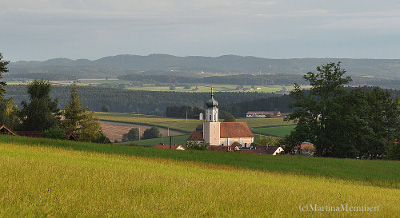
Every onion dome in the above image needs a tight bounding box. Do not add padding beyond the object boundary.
[206,87,218,107]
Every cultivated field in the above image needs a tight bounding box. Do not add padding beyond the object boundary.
[1,137,399,216]
[96,112,294,133]
[100,121,181,142]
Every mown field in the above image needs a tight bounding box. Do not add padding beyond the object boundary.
[252,125,296,137]
[1,136,399,216]
[96,112,294,133]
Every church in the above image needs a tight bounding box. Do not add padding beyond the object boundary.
[187,88,254,147]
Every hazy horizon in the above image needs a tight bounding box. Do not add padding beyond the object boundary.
[2,0,400,62]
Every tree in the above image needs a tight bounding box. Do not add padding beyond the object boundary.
[285,62,400,158]
[143,126,161,139]
[20,80,60,131]
[252,136,280,147]
[122,128,140,142]
[43,128,69,140]
[63,83,86,133]
[63,84,110,143]
[219,110,236,122]
[0,98,21,130]
[102,104,110,112]
[0,53,9,98]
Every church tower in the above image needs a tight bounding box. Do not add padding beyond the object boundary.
[203,87,220,146]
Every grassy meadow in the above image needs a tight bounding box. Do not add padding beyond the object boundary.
[1,136,399,216]
[96,112,294,133]
[119,134,191,146]
[252,125,296,137]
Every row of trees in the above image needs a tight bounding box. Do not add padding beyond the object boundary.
[284,62,400,159]
[0,53,109,143]
[121,127,161,142]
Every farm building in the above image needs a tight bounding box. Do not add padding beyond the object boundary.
[246,111,282,118]
[188,88,254,147]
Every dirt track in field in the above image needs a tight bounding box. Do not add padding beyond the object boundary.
[100,121,182,143]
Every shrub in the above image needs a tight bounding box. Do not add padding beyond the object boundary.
[186,140,209,150]
[43,128,69,140]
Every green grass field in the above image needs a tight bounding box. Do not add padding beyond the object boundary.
[252,125,296,137]
[119,134,190,146]
[96,112,294,133]
[1,136,399,216]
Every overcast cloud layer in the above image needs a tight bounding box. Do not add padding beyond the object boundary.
[1,0,400,61]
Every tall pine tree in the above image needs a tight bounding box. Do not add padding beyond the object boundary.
[63,83,109,143]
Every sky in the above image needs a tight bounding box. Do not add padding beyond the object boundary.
[1,0,400,61]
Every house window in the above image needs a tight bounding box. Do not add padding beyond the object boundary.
[210,115,212,120]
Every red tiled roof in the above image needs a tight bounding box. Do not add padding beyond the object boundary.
[16,131,43,138]
[0,124,18,135]
[187,131,203,141]
[220,122,253,138]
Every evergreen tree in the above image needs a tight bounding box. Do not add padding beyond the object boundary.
[0,53,8,98]
[20,80,60,131]
[63,83,110,143]
[0,54,20,129]
[63,83,86,132]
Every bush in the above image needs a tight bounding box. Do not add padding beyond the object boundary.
[186,140,209,150]
[43,128,69,140]
[143,127,161,139]
[122,128,140,142]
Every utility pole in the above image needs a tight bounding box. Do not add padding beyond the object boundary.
[169,136,172,149]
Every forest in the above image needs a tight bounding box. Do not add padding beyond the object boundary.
[5,85,276,116]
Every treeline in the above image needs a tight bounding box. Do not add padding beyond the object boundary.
[166,106,205,119]
[119,73,400,87]
[220,95,295,117]
[5,85,275,115]
[118,74,307,86]
[4,72,77,81]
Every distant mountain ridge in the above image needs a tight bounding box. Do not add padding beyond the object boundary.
[7,54,400,79]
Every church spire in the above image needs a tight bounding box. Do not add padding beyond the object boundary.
[206,86,218,108]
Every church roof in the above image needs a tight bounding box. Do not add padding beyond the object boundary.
[220,122,254,138]
[187,131,204,141]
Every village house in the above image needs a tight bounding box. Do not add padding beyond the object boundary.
[188,88,254,147]
[0,124,79,141]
